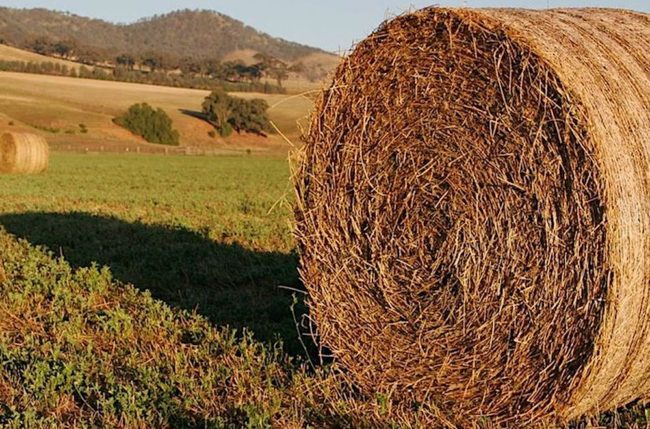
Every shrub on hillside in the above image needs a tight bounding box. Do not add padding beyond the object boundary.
[114,103,179,146]
[202,89,273,137]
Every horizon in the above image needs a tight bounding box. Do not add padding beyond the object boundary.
[1,1,648,53]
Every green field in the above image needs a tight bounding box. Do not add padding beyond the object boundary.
[0,153,300,350]
[0,153,321,428]
[0,153,647,428]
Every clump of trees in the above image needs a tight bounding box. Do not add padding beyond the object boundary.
[114,103,180,146]
[23,35,297,89]
[201,90,273,137]
[0,59,286,94]
[25,37,296,88]
[0,60,72,76]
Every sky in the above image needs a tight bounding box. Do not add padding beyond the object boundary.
[1,0,648,53]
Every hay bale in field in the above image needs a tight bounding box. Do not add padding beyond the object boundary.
[295,7,650,427]
[0,132,49,174]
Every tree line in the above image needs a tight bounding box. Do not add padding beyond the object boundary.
[0,60,286,94]
[22,37,302,88]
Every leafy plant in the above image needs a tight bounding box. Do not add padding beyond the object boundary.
[114,103,179,146]
[202,90,273,137]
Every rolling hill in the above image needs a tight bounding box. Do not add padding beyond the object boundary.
[0,71,313,153]
[0,43,82,69]
[0,8,339,72]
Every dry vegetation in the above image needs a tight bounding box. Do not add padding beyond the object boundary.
[296,7,650,428]
[0,153,646,428]
[0,132,49,174]
[0,70,312,153]
[0,8,339,83]
[0,44,83,70]
[0,5,649,429]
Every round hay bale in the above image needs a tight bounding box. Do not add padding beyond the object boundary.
[0,132,49,174]
[295,7,650,426]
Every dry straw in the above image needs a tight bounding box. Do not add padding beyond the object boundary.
[0,132,49,174]
[295,7,650,427]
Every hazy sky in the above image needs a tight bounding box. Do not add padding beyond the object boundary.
[1,0,648,52]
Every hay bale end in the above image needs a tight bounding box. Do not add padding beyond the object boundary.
[295,7,650,427]
[0,132,49,174]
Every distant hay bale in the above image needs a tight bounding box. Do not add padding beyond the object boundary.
[295,8,650,427]
[0,132,49,174]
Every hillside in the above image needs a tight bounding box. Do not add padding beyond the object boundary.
[0,71,313,153]
[0,43,80,69]
[0,8,339,75]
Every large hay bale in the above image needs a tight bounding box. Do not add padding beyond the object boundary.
[0,132,49,174]
[295,8,650,426]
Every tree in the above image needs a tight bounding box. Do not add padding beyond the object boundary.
[268,65,289,87]
[228,98,272,135]
[288,62,306,74]
[221,61,244,82]
[116,54,136,70]
[202,89,234,136]
[240,64,264,83]
[179,57,204,76]
[203,59,223,78]
[53,40,76,58]
[252,53,289,87]
[76,48,102,65]
[141,53,164,72]
[30,37,54,55]
[201,89,273,137]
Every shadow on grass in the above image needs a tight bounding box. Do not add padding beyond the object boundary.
[179,108,209,121]
[0,211,307,355]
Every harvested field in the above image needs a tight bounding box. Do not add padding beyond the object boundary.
[0,71,313,154]
[296,7,650,427]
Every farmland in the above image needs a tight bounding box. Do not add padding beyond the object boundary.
[0,153,647,427]
[0,153,329,427]
[1,14,649,426]
[0,44,83,70]
[0,71,313,153]
[0,153,298,348]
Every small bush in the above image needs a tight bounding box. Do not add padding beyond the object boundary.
[8,121,14,126]
[32,124,60,133]
[208,130,217,138]
[114,103,179,146]
[202,90,273,137]
[79,123,88,134]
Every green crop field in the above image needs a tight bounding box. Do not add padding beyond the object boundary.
[0,153,647,428]
[0,153,299,351]
[0,153,323,428]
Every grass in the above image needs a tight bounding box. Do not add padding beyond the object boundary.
[0,44,83,70]
[0,152,331,428]
[0,153,299,353]
[0,153,648,428]
[0,71,312,152]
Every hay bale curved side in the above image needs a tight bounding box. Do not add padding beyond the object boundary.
[0,133,49,174]
[295,7,650,426]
